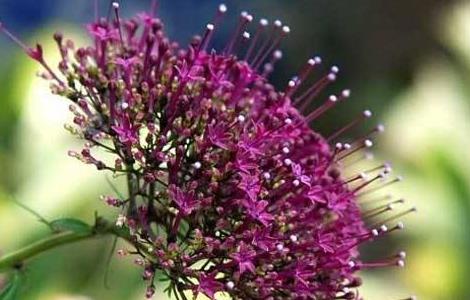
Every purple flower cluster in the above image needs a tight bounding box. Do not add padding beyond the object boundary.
[1,2,416,299]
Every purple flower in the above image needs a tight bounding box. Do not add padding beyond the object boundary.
[231,243,257,275]
[168,185,197,216]
[3,2,413,299]
[197,273,223,300]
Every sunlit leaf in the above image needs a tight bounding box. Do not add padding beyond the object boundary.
[50,218,92,234]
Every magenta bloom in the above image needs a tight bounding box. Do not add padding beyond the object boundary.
[1,2,415,299]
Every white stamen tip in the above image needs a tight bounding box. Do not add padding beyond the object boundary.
[371,229,379,236]
[289,235,298,242]
[112,2,120,9]
[348,261,356,268]
[331,66,339,73]
[219,4,228,13]
[397,260,405,267]
[237,115,246,122]
[364,139,373,148]
[377,124,385,132]
[363,110,372,118]
[329,95,338,102]
[282,26,290,34]
[380,225,388,232]
[342,89,351,98]
[276,243,284,251]
[206,23,215,31]
[327,73,337,81]
[284,118,292,125]
[273,50,283,59]
[288,80,296,88]
[293,179,300,186]
[241,11,249,18]
[314,56,322,64]
[360,172,369,181]
[242,31,250,39]
[274,20,282,27]
[226,281,235,289]
[193,161,202,169]
[398,251,407,259]
[260,18,269,26]
[263,172,271,180]
[282,147,290,154]
[343,143,351,150]
[307,58,316,66]
[335,143,343,150]
[284,158,292,166]
[246,15,254,22]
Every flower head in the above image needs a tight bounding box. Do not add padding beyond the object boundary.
[1,1,416,299]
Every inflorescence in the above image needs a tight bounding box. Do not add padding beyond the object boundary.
[1,1,416,299]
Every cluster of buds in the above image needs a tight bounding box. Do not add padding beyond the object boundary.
[1,1,416,299]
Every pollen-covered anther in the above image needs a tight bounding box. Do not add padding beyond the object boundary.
[112,1,119,9]
[289,235,298,242]
[218,3,228,14]
[363,109,372,118]
[206,23,215,31]
[193,161,202,169]
[226,281,235,290]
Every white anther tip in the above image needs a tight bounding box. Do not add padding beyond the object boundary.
[273,50,283,59]
[274,20,282,27]
[226,281,235,289]
[112,2,120,9]
[242,31,250,39]
[363,110,372,118]
[364,139,373,148]
[206,23,215,31]
[371,229,379,236]
[293,179,300,186]
[282,26,290,34]
[342,89,351,98]
[377,124,385,132]
[237,115,246,122]
[307,58,316,66]
[289,235,298,242]
[331,65,339,73]
[260,18,269,26]
[193,161,202,169]
[314,56,322,64]
[329,95,338,102]
[398,251,407,259]
[218,4,228,13]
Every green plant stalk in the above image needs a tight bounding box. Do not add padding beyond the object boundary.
[0,221,138,272]
[0,231,95,271]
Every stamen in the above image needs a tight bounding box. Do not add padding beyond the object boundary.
[356,176,403,197]
[304,91,349,123]
[252,23,290,70]
[262,50,282,77]
[296,66,339,111]
[244,18,269,62]
[225,11,253,55]
[198,23,216,53]
[250,19,283,67]
[371,207,417,227]
[327,109,372,142]
[112,2,125,48]
[285,56,322,98]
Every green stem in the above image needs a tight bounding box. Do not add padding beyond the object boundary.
[0,231,94,271]
[0,221,133,272]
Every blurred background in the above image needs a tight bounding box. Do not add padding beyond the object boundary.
[0,0,469,299]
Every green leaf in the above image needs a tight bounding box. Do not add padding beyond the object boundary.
[50,218,92,234]
[0,272,23,300]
